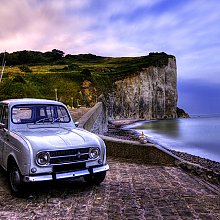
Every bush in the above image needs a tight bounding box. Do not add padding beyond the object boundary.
[80,69,91,80]
[0,78,42,100]
[12,75,26,83]
[19,65,32,73]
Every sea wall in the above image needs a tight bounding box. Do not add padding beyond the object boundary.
[100,135,178,165]
[77,102,177,164]
[105,57,178,119]
[78,103,220,183]
[102,135,220,183]
[77,102,108,134]
[77,102,177,165]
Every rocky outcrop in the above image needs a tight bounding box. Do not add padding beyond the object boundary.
[104,56,178,119]
[177,107,190,118]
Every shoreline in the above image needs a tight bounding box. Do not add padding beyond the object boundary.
[105,119,220,175]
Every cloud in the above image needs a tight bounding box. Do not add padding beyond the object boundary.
[0,0,165,54]
[0,0,220,84]
[0,0,92,52]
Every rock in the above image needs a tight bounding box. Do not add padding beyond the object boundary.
[177,107,189,118]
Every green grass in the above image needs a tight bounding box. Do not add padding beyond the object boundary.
[0,52,173,106]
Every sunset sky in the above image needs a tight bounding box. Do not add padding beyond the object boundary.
[0,0,220,115]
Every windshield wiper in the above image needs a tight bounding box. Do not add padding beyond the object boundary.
[52,115,68,123]
[35,115,68,124]
[35,117,54,124]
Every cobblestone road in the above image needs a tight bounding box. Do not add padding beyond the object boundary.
[0,158,219,220]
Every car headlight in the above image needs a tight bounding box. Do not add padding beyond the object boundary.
[89,147,100,159]
[36,152,50,165]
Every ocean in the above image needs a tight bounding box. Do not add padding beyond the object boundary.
[126,116,220,162]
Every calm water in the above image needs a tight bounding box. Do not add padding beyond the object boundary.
[126,116,220,162]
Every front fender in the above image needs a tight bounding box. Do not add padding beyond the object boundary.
[4,131,32,176]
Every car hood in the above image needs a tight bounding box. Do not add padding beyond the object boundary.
[16,127,100,151]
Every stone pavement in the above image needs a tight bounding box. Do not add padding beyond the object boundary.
[0,158,219,220]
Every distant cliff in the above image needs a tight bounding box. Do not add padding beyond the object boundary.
[103,55,178,119]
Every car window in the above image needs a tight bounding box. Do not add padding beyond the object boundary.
[57,106,70,122]
[45,106,54,118]
[12,105,70,124]
[0,105,3,122]
[0,105,9,129]
[12,107,32,123]
[39,107,46,117]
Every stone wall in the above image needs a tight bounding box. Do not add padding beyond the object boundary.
[105,57,178,119]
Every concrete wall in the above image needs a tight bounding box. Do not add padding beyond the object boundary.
[78,103,220,183]
[99,135,178,165]
[78,102,178,165]
[78,102,108,134]
[100,135,220,185]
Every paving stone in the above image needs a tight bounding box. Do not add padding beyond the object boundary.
[0,158,219,219]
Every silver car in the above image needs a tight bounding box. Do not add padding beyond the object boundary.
[0,98,109,196]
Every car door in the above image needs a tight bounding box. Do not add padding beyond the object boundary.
[0,104,9,164]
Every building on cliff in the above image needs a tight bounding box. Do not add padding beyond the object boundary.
[103,54,178,120]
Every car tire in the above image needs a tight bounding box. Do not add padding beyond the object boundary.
[8,162,27,197]
[84,171,106,185]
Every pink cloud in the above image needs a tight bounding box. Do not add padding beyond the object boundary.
[0,0,91,53]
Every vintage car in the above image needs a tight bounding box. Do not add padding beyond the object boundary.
[0,98,109,196]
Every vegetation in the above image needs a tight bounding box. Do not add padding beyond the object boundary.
[0,50,174,107]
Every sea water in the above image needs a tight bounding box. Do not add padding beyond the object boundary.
[126,116,220,162]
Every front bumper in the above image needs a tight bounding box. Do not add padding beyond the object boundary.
[23,164,109,182]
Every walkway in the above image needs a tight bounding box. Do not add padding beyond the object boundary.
[0,158,219,219]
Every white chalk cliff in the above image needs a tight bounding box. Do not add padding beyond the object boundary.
[105,57,178,119]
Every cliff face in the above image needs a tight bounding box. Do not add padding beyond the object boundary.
[105,57,178,119]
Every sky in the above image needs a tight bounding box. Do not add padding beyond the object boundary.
[0,0,220,115]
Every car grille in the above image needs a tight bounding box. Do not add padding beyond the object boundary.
[53,163,86,173]
[49,148,90,165]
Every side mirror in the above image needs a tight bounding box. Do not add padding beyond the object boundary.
[75,122,79,127]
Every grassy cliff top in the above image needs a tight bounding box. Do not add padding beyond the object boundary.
[0,50,174,106]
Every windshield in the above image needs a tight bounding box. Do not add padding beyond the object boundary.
[12,104,71,124]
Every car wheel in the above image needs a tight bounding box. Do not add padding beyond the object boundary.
[8,163,26,197]
[84,171,106,185]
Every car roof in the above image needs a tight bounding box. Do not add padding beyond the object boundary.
[0,98,64,107]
